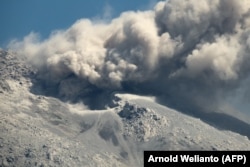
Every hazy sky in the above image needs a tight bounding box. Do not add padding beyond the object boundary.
[0,0,157,47]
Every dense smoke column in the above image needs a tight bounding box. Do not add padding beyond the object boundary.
[9,0,250,114]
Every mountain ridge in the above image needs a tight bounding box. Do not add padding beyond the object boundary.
[0,50,250,167]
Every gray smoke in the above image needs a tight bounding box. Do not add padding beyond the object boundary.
[9,0,250,116]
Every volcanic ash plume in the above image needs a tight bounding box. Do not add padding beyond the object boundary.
[9,0,250,115]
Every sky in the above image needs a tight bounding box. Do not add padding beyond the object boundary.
[0,0,158,48]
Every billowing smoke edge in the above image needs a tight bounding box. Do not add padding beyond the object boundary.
[8,0,250,117]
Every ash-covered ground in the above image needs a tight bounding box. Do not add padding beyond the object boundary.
[1,50,250,167]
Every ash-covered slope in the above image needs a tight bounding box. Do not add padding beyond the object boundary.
[1,50,250,167]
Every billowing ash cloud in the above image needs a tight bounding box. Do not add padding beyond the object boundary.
[9,0,250,115]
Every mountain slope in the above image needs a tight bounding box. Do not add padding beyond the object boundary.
[0,50,250,167]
